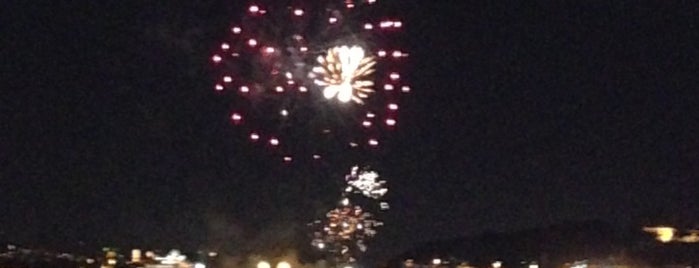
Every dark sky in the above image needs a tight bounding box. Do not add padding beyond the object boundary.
[2,0,698,260]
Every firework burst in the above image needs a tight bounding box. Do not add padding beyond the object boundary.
[211,0,408,163]
[344,165,387,199]
[311,198,383,262]
[310,166,388,262]
[313,46,376,104]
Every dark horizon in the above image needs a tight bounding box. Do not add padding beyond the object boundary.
[2,0,698,262]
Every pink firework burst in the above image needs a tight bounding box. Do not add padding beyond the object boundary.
[211,0,408,164]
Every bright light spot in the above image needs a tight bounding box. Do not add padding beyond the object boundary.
[366,112,376,118]
[293,9,304,16]
[300,46,308,52]
[263,46,275,54]
[368,139,379,146]
[283,156,292,162]
[362,121,372,127]
[377,50,387,57]
[195,263,206,268]
[571,261,588,268]
[269,138,279,146]
[231,26,242,34]
[329,17,338,24]
[364,23,374,30]
[223,76,232,83]
[212,55,222,63]
[644,226,676,243]
[86,258,95,264]
[317,242,325,249]
[389,72,400,80]
[248,39,258,47]
[432,259,442,265]
[285,72,293,79]
[528,262,539,268]
[108,259,117,265]
[392,50,405,58]
[240,86,250,93]
[231,113,242,122]
[492,261,502,268]
[280,109,289,116]
[257,261,271,268]
[380,202,390,210]
[249,5,260,13]
[276,261,291,268]
[275,86,284,92]
[221,44,230,51]
[384,84,394,91]
[341,198,350,206]
[380,21,394,28]
[298,86,308,92]
[349,142,359,147]
[388,103,399,110]
[315,46,375,103]
[368,0,376,3]
[386,118,396,126]
[379,20,402,28]
[215,84,224,91]
[401,86,411,92]
[250,133,260,141]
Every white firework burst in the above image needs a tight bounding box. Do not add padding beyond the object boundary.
[313,46,376,104]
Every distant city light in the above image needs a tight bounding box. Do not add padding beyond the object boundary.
[644,226,676,243]
[257,261,271,268]
[643,226,699,243]
[276,261,291,268]
[492,261,502,268]
[131,249,141,263]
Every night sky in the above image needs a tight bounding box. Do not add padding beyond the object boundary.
[2,0,698,260]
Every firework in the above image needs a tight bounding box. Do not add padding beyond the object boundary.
[310,166,388,262]
[313,46,376,104]
[310,198,383,263]
[344,165,387,199]
[211,0,408,163]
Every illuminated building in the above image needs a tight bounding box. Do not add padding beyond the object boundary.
[132,249,142,263]
[100,248,119,268]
